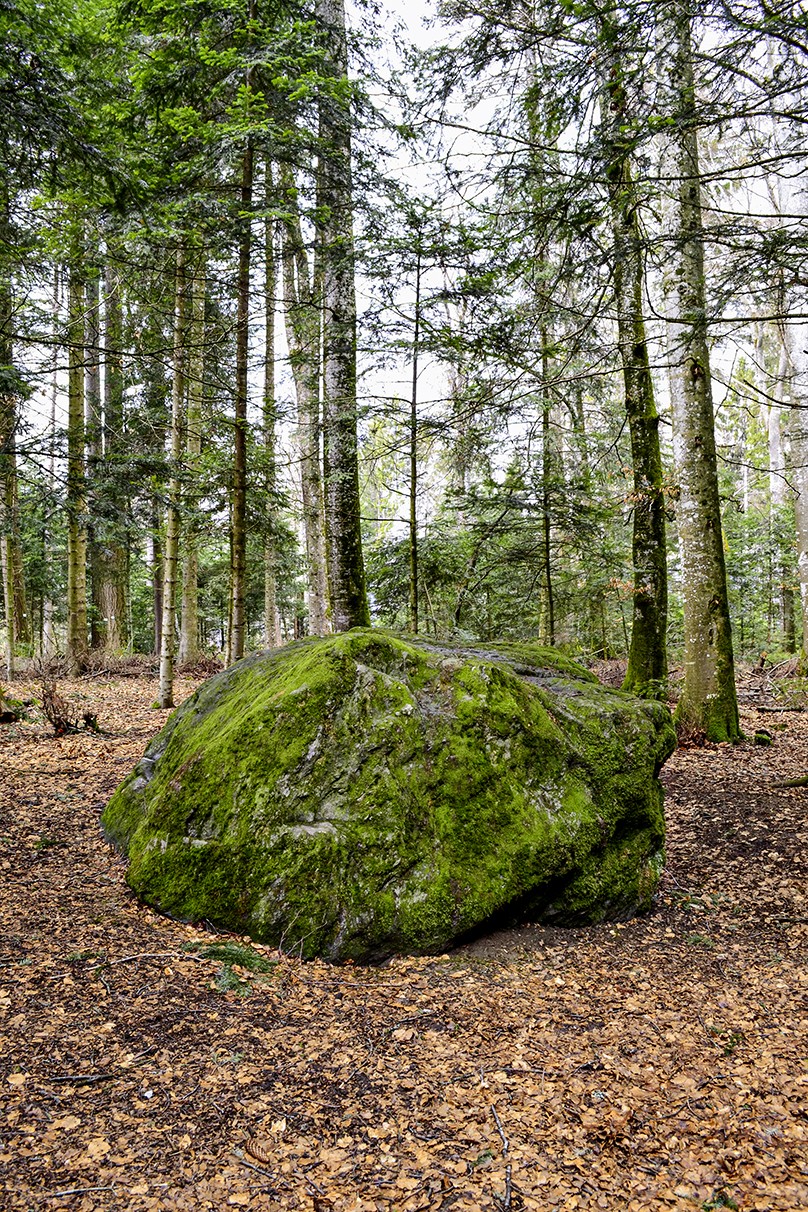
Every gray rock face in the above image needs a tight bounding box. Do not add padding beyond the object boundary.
[102,630,676,961]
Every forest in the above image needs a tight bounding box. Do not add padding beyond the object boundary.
[1,1,807,1210]
[0,0,806,735]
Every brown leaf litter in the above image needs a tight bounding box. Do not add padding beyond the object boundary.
[0,673,805,1211]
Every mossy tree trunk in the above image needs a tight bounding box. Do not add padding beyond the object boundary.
[316,0,369,631]
[601,14,668,699]
[660,2,740,741]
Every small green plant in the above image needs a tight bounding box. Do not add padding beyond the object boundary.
[183,940,276,973]
[703,1188,738,1210]
[34,835,65,851]
[685,933,715,949]
[213,965,251,995]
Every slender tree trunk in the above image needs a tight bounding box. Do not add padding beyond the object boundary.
[768,330,796,652]
[660,2,739,740]
[541,337,555,645]
[94,260,129,652]
[409,249,421,635]
[0,258,16,675]
[158,251,187,705]
[230,133,253,664]
[316,0,370,630]
[601,18,668,698]
[42,268,60,657]
[262,195,282,648]
[66,264,88,674]
[159,250,187,708]
[179,261,205,665]
[784,319,808,657]
[280,166,329,635]
[84,264,105,649]
[0,187,28,659]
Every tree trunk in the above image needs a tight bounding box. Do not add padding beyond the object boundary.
[158,250,187,708]
[280,165,329,635]
[95,260,129,653]
[85,264,105,650]
[229,135,253,664]
[409,248,421,635]
[179,261,205,665]
[785,319,808,657]
[66,264,88,674]
[660,3,740,740]
[316,0,370,631]
[263,194,282,648]
[601,18,668,698]
[767,330,796,652]
[0,187,28,660]
[541,337,555,645]
[42,268,60,657]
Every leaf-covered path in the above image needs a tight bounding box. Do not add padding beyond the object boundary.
[1,676,806,1212]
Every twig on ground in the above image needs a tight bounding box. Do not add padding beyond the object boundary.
[491,1103,509,1155]
[44,1186,116,1199]
[501,1163,513,1210]
[46,1073,116,1085]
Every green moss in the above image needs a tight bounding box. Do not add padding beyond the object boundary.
[102,628,675,961]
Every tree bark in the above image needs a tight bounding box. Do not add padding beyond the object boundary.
[0,186,28,661]
[158,249,187,708]
[66,264,89,674]
[280,164,329,635]
[409,248,421,635]
[316,0,370,630]
[179,261,205,665]
[601,16,668,698]
[262,194,282,648]
[229,135,253,664]
[660,2,740,740]
[94,259,129,653]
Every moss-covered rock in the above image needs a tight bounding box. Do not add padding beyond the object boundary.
[102,629,676,961]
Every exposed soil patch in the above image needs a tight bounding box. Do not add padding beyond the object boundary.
[1,675,806,1211]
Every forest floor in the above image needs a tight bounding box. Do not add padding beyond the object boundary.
[0,671,806,1212]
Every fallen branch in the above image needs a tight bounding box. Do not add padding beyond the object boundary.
[491,1104,509,1156]
[47,1073,116,1085]
[44,1187,116,1199]
[772,775,808,788]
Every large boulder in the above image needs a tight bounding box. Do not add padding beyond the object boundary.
[103,630,676,961]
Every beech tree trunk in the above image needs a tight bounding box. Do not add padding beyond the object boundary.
[66,264,88,674]
[158,250,187,709]
[179,262,205,665]
[316,0,370,630]
[281,165,329,635]
[601,17,668,698]
[660,3,740,740]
